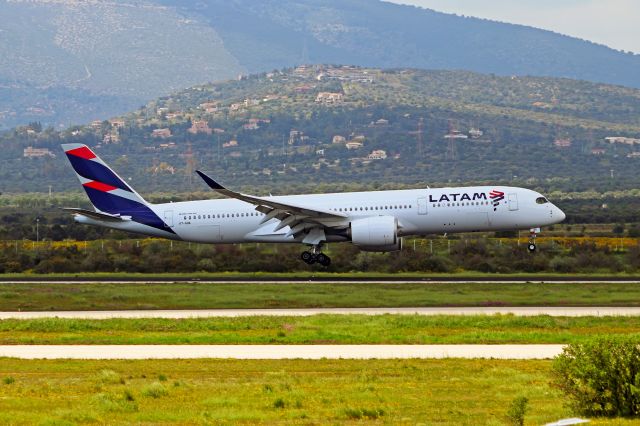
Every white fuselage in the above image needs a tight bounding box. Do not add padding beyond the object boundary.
[76,186,566,245]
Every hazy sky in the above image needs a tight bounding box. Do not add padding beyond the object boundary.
[388,0,640,53]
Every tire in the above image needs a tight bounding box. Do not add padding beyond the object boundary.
[301,251,316,264]
[528,243,537,252]
[317,253,331,267]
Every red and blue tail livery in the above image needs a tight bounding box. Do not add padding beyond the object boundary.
[62,144,175,235]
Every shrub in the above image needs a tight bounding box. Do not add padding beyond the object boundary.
[97,369,123,385]
[506,396,528,426]
[3,376,15,385]
[552,337,640,417]
[273,398,286,409]
[92,392,138,413]
[141,382,168,398]
[343,407,385,419]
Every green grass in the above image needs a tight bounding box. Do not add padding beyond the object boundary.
[0,315,639,345]
[0,358,585,425]
[0,282,640,311]
[2,271,640,280]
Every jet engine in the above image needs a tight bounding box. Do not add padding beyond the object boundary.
[350,216,401,252]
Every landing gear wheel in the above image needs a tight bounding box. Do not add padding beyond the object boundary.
[528,243,537,253]
[301,251,316,264]
[316,253,331,267]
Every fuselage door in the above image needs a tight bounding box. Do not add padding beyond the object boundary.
[508,194,519,211]
[163,210,174,227]
[417,197,428,215]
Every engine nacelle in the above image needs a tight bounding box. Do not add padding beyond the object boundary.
[350,216,401,252]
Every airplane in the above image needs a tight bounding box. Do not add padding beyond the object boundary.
[61,143,566,266]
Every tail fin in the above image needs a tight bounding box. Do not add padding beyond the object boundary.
[61,143,148,214]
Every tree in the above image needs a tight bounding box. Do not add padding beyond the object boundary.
[552,337,640,417]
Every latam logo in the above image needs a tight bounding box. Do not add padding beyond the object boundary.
[489,190,505,211]
[428,190,505,211]
[428,192,488,203]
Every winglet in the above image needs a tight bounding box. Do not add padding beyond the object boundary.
[195,170,225,190]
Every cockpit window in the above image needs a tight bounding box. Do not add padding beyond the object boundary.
[536,197,549,204]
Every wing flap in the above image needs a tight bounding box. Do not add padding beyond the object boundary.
[63,208,130,222]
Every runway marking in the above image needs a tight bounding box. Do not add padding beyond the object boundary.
[0,344,565,360]
[2,307,640,319]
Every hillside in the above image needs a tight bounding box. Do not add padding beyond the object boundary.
[0,0,242,129]
[3,66,640,196]
[1,0,639,129]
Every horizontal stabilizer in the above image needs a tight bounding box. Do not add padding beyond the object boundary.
[62,208,130,222]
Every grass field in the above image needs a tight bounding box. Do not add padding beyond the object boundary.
[0,315,639,345]
[2,271,640,280]
[0,281,639,311]
[0,358,579,425]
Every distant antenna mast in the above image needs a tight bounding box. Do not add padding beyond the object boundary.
[446,119,457,161]
[183,142,196,187]
[417,117,425,157]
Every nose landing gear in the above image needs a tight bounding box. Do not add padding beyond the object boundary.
[301,245,331,267]
[527,228,540,253]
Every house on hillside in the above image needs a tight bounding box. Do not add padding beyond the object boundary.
[103,133,120,144]
[605,136,640,145]
[199,102,219,114]
[370,118,389,127]
[444,130,468,140]
[346,141,364,150]
[368,150,387,160]
[315,92,343,104]
[152,128,172,139]
[188,120,212,135]
[24,147,55,158]
[554,138,572,148]
[469,128,484,139]
[332,135,346,144]
[109,119,126,129]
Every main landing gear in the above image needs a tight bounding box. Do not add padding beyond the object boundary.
[301,246,331,267]
[527,227,540,253]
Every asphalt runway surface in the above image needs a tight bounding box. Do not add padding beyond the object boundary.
[2,275,640,283]
[1,280,640,285]
[0,344,564,360]
[2,306,640,319]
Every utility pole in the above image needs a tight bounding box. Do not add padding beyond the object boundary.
[446,119,457,161]
[417,117,424,157]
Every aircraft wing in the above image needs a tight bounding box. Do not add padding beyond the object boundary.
[196,170,348,244]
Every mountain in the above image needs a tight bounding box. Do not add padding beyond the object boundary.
[1,0,639,129]
[0,0,243,129]
[3,66,640,196]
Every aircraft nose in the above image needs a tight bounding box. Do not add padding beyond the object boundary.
[555,206,566,222]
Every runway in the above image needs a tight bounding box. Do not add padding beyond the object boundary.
[1,280,640,285]
[0,344,564,360]
[2,306,639,319]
